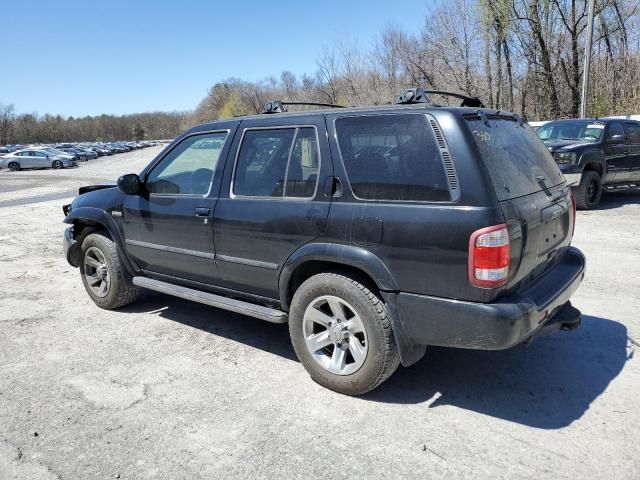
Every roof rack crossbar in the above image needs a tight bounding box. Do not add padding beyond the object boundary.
[421,90,486,108]
[261,101,345,114]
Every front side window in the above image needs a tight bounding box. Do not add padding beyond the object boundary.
[146,132,228,195]
[233,127,320,198]
[335,114,451,201]
[607,122,625,139]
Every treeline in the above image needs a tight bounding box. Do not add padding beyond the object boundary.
[192,0,640,123]
[0,105,186,145]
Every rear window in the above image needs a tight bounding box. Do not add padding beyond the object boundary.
[466,116,564,201]
[335,114,451,202]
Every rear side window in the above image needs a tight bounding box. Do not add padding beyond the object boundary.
[624,123,640,144]
[233,127,320,198]
[335,114,451,201]
[466,116,564,201]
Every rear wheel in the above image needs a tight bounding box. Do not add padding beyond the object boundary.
[572,170,602,210]
[79,232,138,309]
[8,162,20,171]
[52,160,63,169]
[289,273,400,395]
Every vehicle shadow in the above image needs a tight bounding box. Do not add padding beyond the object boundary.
[595,187,640,210]
[120,291,297,361]
[121,294,631,430]
[366,315,630,429]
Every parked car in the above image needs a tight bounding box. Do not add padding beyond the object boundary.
[62,89,584,395]
[57,148,88,161]
[43,147,76,160]
[536,118,640,209]
[73,146,99,159]
[1,148,76,170]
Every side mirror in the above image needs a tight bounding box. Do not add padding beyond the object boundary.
[117,173,142,195]
[607,134,627,145]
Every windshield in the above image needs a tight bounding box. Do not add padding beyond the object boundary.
[536,121,604,142]
[466,115,564,201]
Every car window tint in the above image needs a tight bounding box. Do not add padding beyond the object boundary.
[146,132,228,195]
[335,114,451,201]
[467,116,564,201]
[608,123,625,138]
[623,123,640,144]
[233,129,295,197]
[285,128,320,198]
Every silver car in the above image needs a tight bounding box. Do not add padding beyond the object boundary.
[0,149,76,171]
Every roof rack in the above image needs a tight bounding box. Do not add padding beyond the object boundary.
[395,88,485,108]
[261,101,345,114]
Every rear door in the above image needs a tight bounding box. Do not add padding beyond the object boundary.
[212,115,331,299]
[623,122,640,182]
[465,114,573,289]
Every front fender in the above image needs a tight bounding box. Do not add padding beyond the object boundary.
[278,242,399,309]
[577,150,605,173]
[63,207,138,275]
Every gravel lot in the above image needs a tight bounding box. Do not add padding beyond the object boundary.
[0,146,638,479]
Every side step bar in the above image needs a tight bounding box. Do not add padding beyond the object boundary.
[132,277,288,324]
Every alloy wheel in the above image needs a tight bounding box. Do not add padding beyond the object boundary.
[302,295,368,375]
[83,247,111,298]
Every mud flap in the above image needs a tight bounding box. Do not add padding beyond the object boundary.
[381,291,427,367]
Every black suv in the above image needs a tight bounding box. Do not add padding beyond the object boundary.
[537,118,640,209]
[62,89,585,395]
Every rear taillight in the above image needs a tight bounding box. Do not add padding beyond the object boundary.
[468,224,510,288]
[570,194,577,238]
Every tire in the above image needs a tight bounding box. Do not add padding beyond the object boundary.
[8,162,20,171]
[79,232,138,309]
[289,273,400,395]
[572,170,602,210]
[52,160,63,169]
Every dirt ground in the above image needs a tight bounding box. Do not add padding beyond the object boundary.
[0,146,638,479]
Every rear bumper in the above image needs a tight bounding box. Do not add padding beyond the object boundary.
[395,247,586,351]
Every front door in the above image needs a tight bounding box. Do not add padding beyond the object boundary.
[623,122,640,182]
[212,116,332,299]
[122,130,232,285]
[604,122,631,182]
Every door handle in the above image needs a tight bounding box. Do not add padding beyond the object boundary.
[323,176,343,197]
[194,207,211,217]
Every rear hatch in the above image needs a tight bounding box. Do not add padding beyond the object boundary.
[465,113,574,290]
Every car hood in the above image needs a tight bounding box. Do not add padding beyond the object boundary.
[543,139,596,153]
[78,184,117,195]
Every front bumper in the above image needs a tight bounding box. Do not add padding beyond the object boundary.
[63,226,81,267]
[395,247,586,350]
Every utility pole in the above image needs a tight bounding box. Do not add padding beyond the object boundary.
[580,0,596,118]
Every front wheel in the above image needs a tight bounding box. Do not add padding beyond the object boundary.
[572,170,602,210]
[8,162,20,171]
[289,273,400,395]
[52,160,63,169]
[79,232,138,309]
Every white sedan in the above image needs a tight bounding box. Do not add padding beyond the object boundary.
[0,149,77,171]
